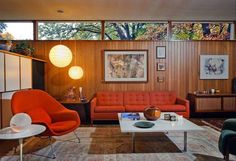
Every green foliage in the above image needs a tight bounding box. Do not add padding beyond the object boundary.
[172,23,231,40]
[0,23,7,33]
[11,41,34,56]
[38,22,101,40]
[38,22,168,40]
[105,22,167,40]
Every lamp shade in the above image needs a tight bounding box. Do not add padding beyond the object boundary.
[49,45,72,67]
[68,66,84,80]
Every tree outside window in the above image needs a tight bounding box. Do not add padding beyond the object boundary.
[172,22,232,40]
[38,22,101,40]
[104,22,168,40]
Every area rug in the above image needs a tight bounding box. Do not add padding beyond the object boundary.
[1,125,236,161]
[201,119,225,131]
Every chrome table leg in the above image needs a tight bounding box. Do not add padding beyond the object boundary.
[184,132,187,152]
[132,133,135,153]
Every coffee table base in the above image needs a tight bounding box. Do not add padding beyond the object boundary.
[131,131,187,153]
[19,139,23,161]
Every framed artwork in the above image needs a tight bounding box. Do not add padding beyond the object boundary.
[200,55,229,79]
[104,50,148,82]
[156,46,166,59]
[157,62,166,71]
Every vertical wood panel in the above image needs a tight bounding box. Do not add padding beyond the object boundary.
[32,40,236,99]
[1,92,14,128]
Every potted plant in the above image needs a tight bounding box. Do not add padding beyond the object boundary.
[11,41,34,57]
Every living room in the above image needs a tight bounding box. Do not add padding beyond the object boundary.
[0,0,236,161]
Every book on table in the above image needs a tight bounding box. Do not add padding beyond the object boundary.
[121,113,140,120]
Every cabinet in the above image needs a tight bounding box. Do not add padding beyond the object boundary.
[188,93,236,117]
[5,54,20,91]
[1,92,15,128]
[0,50,46,128]
[0,53,4,92]
[20,57,32,89]
[32,59,45,90]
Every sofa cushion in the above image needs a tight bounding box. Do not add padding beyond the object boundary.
[95,105,125,113]
[157,105,186,112]
[124,92,150,105]
[125,105,149,112]
[150,91,176,105]
[97,92,123,106]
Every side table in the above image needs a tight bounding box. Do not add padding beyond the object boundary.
[60,99,91,124]
[0,124,46,161]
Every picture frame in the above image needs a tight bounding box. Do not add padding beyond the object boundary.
[104,50,148,82]
[200,55,229,79]
[157,62,166,71]
[156,46,166,59]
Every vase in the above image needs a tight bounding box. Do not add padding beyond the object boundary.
[144,106,161,121]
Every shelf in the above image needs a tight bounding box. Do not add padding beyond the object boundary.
[0,50,46,63]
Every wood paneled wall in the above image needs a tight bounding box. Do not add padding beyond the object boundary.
[32,40,236,99]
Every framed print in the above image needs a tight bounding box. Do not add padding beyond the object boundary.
[157,62,166,71]
[200,55,229,79]
[104,50,148,82]
[156,46,166,59]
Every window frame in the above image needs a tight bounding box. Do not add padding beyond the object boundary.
[0,20,234,41]
[36,20,102,40]
[104,20,169,41]
[0,20,35,40]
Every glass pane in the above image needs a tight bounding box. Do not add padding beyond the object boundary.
[0,22,33,40]
[38,22,101,40]
[105,22,168,40]
[172,22,232,40]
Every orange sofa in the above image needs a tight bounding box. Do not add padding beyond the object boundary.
[90,91,189,124]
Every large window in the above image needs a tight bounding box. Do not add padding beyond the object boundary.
[1,21,234,41]
[38,22,101,40]
[105,22,168,40]
[0,22,33,40]
[171,22,233,40]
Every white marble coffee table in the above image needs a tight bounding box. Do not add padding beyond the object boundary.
[118,112,204,152]
[0,124,46,161]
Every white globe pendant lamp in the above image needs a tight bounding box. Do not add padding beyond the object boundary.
[49,45,72,67]
[68,44,84,80]
[68,66,84,80]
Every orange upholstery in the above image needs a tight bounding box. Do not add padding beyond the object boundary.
[50,121,78,133]
[11,89,80,136]
[95,105,125,113]
[124,92,150,105]
[97,92,123,106]
[125,105,148,112]
[90,91,190,124]
[27,108,52,124]
[150,91,176,105]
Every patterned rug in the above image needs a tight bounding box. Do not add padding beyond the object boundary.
[1,125,236,161]
[201,119,225,131]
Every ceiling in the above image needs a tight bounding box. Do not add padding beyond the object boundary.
[0,0,236,21]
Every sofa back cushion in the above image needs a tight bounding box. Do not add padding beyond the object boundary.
[97,92,124,106]
[150,91,176,105]
[124,92,150,105]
